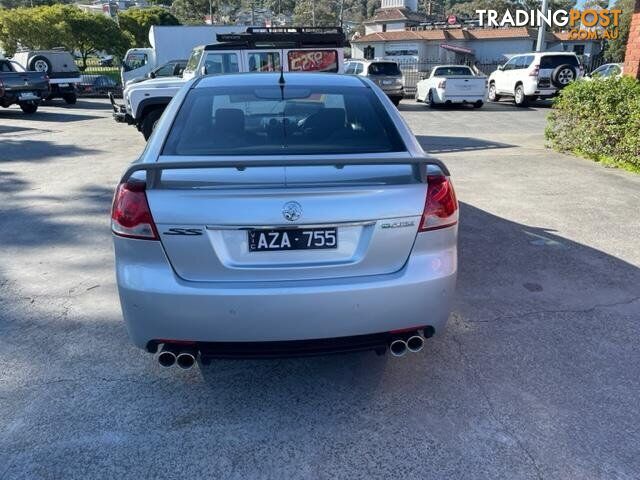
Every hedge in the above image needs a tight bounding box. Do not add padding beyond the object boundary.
[545,76,640,173]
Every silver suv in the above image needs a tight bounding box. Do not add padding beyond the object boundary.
[111,72,457,368]
[345,59,404,106]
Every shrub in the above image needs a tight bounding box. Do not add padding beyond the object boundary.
[545,76,640,172]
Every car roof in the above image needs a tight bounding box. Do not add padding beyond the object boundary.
[195,72,365,89]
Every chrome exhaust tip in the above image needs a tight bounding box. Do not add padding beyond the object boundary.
[176,352,196,370]
[157,350,176,368]
[389,339,408,357]
[406,335,424,353]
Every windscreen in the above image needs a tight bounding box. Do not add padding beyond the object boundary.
[162,85,406,156]
[433,66,473,76]
[540,55,579,68]
[368,63,401,76]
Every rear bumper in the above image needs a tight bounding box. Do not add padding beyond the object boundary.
[433,90,485,104]
[114,229,457,349]
[109,92,134,124]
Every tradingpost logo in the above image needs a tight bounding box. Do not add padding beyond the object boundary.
[476,8,622,40]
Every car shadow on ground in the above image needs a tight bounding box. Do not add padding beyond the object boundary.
[399,100,553,112]
[415,134,514,154]
[0,139,98,163]
[1,198,639,478]
[0,108,102,122]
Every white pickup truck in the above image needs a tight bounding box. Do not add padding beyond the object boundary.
[111,27,345,140]
[415,65,487,108]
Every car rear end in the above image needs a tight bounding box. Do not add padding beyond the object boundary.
[365,61,404,104]
[431,67,486,105]
[524,53,582,98]
[112,73,457,364]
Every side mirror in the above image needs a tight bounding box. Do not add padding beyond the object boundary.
[200,65,207,76]
[497,65,504,71]
[149,71,156,79]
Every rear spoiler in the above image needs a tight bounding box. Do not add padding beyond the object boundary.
[120,157,450,187]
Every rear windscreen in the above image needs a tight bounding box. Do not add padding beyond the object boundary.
[540,55,579,68]
[162,85,406,156]
[368,63,401,76]
[433,66,473,76]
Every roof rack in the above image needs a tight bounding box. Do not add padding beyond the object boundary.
[213,26,344,49]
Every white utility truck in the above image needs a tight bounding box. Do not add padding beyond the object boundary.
[415,65,487,108]
[111,27,345,140]
[121,25,242,85]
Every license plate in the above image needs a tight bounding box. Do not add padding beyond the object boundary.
[248,227,337,252]
[59,83,69,87]
[382,79,393,85]
[18,92,37,100]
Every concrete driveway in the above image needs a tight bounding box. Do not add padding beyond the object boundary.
[1,99,639,480]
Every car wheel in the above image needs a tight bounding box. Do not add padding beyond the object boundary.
[473,101,484,109]
[514,85,528,107]
[488,83,500,102]
[428,90,436,108]
[551,64,576,89]
[391,97,401,107]
[29,55,52,74]
[415,90,422,102]
[63,93,77,105]
[19,101,38,114]
[141,108,163,141]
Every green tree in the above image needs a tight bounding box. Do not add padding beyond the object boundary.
[170,0,210,24]
[605,0,634,62]
[0,5,130,67]
[292,0,340,26]
[118,7,180,48]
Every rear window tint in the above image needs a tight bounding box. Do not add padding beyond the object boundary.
[162,85,406,156]
[433,66,473,76]
[540,55,579,68]
[368,63,401,76]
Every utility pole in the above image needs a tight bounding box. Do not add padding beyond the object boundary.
[312,0,316,27]
[208,0,213,25]
[536,0,549,52]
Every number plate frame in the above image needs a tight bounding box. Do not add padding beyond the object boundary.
[248,227,338,252]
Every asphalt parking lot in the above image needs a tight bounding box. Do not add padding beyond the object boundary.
[1,98,639,480]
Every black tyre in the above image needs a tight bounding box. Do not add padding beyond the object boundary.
[514,85,528,107]
[428,90,436,108]
[473,100,484,109]
[63,93,77,105]
[551,64,576,89]
[141,108,163,140]
[19,102,38,114]
[390,96,401,107]
[29,55,52,74]
[488,83,500,102]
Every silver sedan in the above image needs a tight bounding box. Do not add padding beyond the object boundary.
[111,72,458,368]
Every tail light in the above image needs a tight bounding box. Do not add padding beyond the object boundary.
[419,175,458,232]
[437,80,446,89]
[529,65,540,77]
[111,181,158,240]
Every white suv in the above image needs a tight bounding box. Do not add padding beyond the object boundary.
[488,52,583,106]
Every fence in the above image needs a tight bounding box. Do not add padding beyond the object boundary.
[75,59,121,84]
